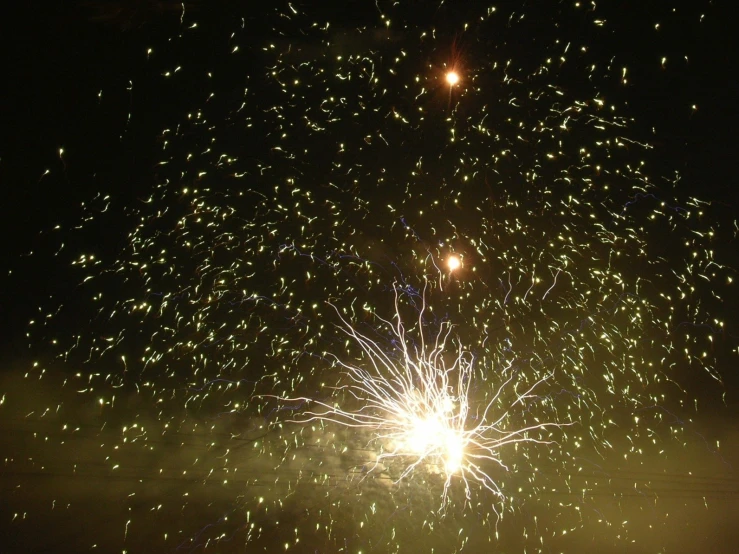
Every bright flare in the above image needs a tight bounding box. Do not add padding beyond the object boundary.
[446,71,460,86]
[447,255,461,271]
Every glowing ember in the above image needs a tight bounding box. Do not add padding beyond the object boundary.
[447,255,461,271]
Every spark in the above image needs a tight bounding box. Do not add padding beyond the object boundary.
[445,71,460,86]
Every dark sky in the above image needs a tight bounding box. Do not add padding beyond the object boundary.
[1,1,739,553]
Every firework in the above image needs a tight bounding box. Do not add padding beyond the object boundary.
[270,282,569,510]
[4,2,736,553]
[446,255,461,272]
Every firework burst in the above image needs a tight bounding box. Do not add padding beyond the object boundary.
[270,282,569,511]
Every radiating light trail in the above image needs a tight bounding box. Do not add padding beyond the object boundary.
[271,284,568,510]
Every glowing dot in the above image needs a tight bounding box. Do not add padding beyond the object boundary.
[447,256,461,271]
[446,71,459,86]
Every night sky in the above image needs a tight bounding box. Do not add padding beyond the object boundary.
[1,1,739,553]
